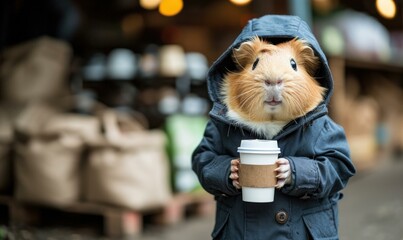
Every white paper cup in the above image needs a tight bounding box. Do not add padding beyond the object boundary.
[237,140,280,203]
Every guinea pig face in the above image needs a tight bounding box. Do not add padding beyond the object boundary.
[221,37,325,123]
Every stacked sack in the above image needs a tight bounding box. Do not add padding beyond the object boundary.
[11,100,172,210]
[0,36,71,104]
[0,36,172,211]
[0,36,73,196]
[84,110,172,210]
[14,102,100,206]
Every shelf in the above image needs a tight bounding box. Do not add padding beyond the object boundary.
[331,56,403,74]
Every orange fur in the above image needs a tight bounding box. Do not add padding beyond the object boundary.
[221,37,325,124]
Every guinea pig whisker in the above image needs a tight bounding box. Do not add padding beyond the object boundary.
[238,94,255,109]
[238,91,260,110]
[233,88,256,99]
[236,90,259,109]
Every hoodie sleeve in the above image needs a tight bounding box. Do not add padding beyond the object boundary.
[192,119,241,196]
[281,118,356,199]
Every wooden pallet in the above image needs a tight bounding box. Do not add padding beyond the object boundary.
[0,192,215,238]
[157,192,215,225]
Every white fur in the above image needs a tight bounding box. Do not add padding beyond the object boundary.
[227,109,287,139]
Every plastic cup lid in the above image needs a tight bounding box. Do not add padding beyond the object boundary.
[237,139,280,153]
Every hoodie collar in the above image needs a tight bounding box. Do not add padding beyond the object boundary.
[209,101,328,139]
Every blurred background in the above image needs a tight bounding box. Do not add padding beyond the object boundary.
[0,0,402,239]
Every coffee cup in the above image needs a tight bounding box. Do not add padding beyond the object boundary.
[237,139,280,203]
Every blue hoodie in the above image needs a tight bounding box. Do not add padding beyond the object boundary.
[192,15,356,240]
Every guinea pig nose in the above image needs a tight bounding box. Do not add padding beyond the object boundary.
[265,80,283,86]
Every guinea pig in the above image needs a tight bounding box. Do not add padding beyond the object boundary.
[221,37,326,138]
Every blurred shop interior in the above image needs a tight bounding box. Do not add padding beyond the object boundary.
[0,0,403,238]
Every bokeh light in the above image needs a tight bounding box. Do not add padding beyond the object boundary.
[229,0,252,6]
[376,0,396,19]
[140,0,161,10]
[159,0,184,17]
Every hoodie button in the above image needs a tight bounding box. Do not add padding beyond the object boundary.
[275,210,288,224]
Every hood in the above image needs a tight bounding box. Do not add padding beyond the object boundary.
[207,14,333,112]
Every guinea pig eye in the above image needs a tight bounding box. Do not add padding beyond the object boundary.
[290,58,297,71]
[252,58,259,70]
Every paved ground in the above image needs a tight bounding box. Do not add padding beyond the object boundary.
[137,215,214,240]
[339,157,403,240]
[138,156,403,240]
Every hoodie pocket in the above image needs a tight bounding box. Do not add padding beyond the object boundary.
[302,207,338,240]
[211,204,230,239]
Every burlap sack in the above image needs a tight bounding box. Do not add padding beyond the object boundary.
[15,134,83,206]
[14,102,58,136]
[13,102,100,206]
[15,101,102,144]
[84,111,172,210]
[43,113,101,145]
[0,36,71,103]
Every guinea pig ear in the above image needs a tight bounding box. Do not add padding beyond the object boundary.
[291,39,320,76]
[232,37,262,69]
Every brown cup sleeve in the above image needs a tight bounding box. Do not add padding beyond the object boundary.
[239,163,277,188]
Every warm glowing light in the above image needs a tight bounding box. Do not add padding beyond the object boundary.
[229,0,252,6]
[159,0,183,17]
[376,0,396,19]
[140,0,161,10]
